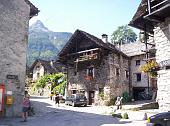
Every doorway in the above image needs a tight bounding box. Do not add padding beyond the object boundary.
[88,91,95,105]
[133,87,145,100]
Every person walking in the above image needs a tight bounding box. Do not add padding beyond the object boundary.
[21,94,30,122]
[115,96,123,110]
[55,93,60,107]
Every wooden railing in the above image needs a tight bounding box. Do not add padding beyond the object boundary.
[147,0,169,14]
[75,53,98,62]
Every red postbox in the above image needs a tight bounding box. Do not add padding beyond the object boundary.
[0,84,5,112]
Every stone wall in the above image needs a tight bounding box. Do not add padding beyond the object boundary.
[67,56,109,101]
[154,17,170,111]
[0,0,30,116]
[67,52,129,104]
[108,53,129,98]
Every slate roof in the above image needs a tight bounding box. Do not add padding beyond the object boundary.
[58,29,128,58]
[120,41,148,57]
[121,41,154,57]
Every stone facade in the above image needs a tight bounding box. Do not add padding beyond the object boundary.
[128,0,170,110]
[59,30,130,105]
[154,17,170,111]
[0,0,38,117]
[67,52,129,105]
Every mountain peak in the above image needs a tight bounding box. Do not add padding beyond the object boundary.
[30,20,49,32]
[34,20,45,27]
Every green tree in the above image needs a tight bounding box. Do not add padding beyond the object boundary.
[35,73,66,94]
[111,25,137,45]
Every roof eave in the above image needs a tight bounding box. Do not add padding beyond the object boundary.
[128,0,154,33]
[25,0,39,19]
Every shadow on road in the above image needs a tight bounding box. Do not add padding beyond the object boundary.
[0,96,132,126]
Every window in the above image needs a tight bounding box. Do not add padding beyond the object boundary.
[72,90,77,94]
[115,68,120,76]
[87,67,94,78]
[37,73,40,79]
[166,66,170,70]
[136,60,140,66]
[136,73,141,82]
[125,70,129,79]
[36,65,40,69]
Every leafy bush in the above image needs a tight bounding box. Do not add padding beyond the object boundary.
[98,92,104,100]
[123,112,129,119]
[34,73,66,95]
[53,80,66,95]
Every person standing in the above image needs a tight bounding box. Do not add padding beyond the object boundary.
[21,94,30,122]
[115,96,123,110]
[55,93,60,107]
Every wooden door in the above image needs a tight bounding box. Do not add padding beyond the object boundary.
[89,91,95,105]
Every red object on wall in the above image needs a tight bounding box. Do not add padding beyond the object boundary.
[85,76,93,81]
[0,84,5,111]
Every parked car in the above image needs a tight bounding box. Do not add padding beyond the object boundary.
[147,111,170,126]
[65,94,87,107]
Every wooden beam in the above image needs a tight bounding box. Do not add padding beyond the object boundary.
[147,0,151,14]
[140,41,155,46]
[66,48,100,56]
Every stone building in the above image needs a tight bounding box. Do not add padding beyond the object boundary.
[58,29,130,105]
[121,42,156,100]
[30,59,64,81]
[0,0,39,116]
[129,0,170,110]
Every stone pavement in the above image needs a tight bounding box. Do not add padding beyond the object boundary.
[0,96,160,126]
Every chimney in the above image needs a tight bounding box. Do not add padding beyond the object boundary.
[102,34,108,43]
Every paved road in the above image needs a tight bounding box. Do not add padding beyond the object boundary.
[0,96,147,126]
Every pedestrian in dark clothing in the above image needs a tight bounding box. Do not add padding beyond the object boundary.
[55,93,60,107]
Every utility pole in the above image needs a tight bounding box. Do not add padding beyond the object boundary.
[144,24,150,99]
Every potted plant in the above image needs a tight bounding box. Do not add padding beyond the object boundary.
[140,60,160,78]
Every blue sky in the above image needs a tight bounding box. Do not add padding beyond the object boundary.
[29,0,140,40]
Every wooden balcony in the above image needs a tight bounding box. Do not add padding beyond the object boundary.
[67,48,101,63]
[144,0,170,22]
[75,53,99,62]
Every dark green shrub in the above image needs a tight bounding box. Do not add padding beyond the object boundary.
[122,91,129,103]
[123,112,129,119]
[111,112,122,118]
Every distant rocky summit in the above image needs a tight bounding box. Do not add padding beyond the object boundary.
[27,20,72,66]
